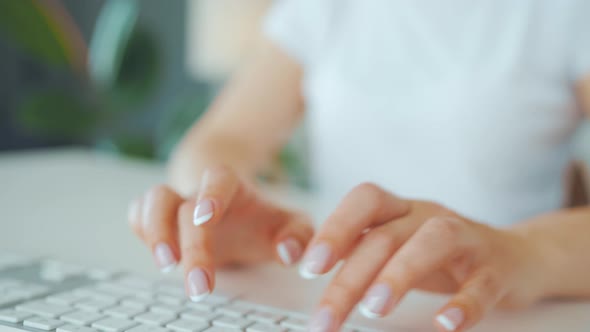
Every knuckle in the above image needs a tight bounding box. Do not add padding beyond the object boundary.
[423,216,465,242]
[394,260,422,287]
[352,182,382,198]
[145,184,173,204]
[477,269,502,295]
[325,277,360,307]
[363,229,397,252]
[180,241,207,256]
[350,182,385,213]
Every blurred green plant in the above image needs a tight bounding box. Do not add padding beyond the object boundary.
[0,0,209,160]
[0,0,309,187]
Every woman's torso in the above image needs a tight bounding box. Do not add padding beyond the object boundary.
[266,0,587,225]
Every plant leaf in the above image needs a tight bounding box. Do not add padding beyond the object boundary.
[0,0,87,73]
[88,0,139,90]
[16,90,97,140]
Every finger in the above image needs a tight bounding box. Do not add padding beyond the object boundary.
[142,185,184,273]
[309,221,413,332]
[192,166,242,227]
[435,269,504,332]
[179,198,215,302]
[273,212,314,266]
[369,217,478,316]
[128,196,144,238]
[300,183,410,279]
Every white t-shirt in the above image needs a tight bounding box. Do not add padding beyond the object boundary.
[263,0,590,226]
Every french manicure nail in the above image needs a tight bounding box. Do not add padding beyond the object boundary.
[277,238,303,266]
[308,307,334,332]
[187,268,211,302]
[153,243,177,273]
[436,307,465,331]
[299,243,332,279]
[193,199,214,226]
[359,283,393,318]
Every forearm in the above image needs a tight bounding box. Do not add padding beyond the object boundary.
[168,128,271,196]
[511,206,590,299]
[166,38,304,197]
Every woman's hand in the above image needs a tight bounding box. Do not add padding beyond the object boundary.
[127,166,314,301]
[303,183,543,332]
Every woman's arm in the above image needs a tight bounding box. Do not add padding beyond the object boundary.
[524,75,590,298]
[511,207,590,299]
[168,38,304,196]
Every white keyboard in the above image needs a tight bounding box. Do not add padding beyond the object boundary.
[0,253,408,332]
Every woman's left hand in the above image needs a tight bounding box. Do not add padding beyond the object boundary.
[301,183,543,332]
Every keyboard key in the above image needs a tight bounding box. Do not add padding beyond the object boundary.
[0,279,22,291]
[104,305,145,319]
[47,292,89,306]
[115,277,153,291]
[87,269,116,281]
[202,295,229,306]
[279,317,307,331]
[74,289,117,302]
[60,310,105,325]
[75,298,117,311]
[22,285,50,299]
[121,298,152,309]
[0,293,26,306]
[96,283,137,297]
[57,324,100,332]
[212,316,254,329]
[150,303,186,315]
[23,316,65,330]
[126,326,170,332]
[134,312,177,326]
[155,284,185,298]
[203,328,240,332]
[92,317,138,332]
[246,323,287,332]
[155,294,184,306]
[166,318,210,332]
[181,310,219,323]
[216,304,252,318]
[247,311,285,325]
[16,301,74,318]
[185,302,216,313]
[0,309,32,323]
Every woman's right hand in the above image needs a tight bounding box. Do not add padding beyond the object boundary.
[127,166,314,301]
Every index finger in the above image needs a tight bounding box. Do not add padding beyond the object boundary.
[193,166,242,226]
[179,198,216,302]
[300,183,410,278]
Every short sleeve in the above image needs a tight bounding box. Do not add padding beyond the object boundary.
[570,0,590,81]
[262,0,334,67]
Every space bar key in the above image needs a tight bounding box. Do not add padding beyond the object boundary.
[0,325,32,332]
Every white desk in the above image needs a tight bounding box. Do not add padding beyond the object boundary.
[1,149,589,332]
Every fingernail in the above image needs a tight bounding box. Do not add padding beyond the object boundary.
[436,307,465,331]
[299,243,332,279]
[187,268,211,302]
[308,307,334,332]
[277,238,303,266]
[193,199,214,226]
[153,243,177,273]
[359,283,393,318]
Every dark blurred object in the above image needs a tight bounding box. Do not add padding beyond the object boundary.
[0,0,208,160]
[565,160,590,207]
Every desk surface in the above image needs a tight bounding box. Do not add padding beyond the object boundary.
[1,149,589,332]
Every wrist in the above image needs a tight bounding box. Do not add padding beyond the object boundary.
[507,220,563,303]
